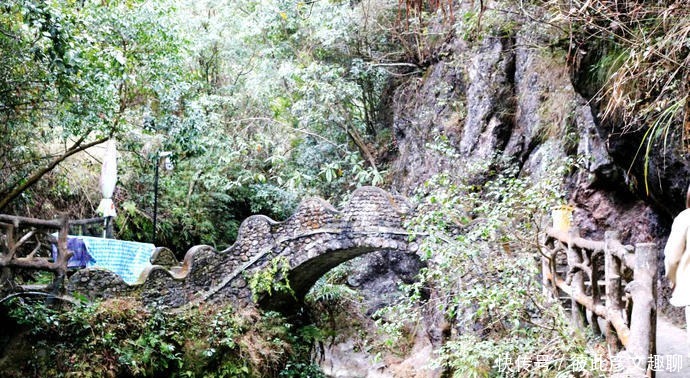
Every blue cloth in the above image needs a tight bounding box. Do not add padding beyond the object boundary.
[51,238,95,268]
[78,236,155,284]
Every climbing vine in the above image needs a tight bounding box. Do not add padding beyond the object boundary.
[247,256,295,302]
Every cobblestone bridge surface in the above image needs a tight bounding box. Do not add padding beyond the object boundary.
[66,187,418,311]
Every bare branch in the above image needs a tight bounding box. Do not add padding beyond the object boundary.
[229,117,348,153]
[0,291,81,305]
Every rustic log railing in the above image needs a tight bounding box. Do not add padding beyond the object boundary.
[0,214,109,299]
[543,228,657,377]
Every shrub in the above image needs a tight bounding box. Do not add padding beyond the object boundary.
[368,152,606,376]
[0,298,324,377]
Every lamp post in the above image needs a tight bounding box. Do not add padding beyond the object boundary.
[153,151,172,245]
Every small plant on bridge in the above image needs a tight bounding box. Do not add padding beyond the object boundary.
[247,256,295,302]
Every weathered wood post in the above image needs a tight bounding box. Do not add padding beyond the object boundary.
[0,222,16,292]
[590,248,602,335]
[542,243,560,301]
[605,231,624,352]
[567,227,587,329]
[49,217,71,301]
[627,243,657,378]
[542,252,550,298]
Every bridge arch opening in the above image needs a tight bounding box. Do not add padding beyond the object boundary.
[258,239,420,314]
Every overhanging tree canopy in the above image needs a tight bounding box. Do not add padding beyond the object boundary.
[0,0,185,212]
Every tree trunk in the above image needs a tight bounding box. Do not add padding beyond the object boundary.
[345,125,379,174]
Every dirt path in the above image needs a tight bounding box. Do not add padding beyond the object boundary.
[656,316,690,377]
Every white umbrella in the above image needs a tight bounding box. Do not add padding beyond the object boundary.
[96,139,117,236]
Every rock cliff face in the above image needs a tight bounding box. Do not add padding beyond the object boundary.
[322,3,685,376]
[390,23,666,245]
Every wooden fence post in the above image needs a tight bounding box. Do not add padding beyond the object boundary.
[542,252,551,299]
[542,242,559,301]
[590,248,602,335]
[49,217,70,302]
[567,227,587,330]
[605,231,623,352]
[627,243,657,377]
[0,223,15,292]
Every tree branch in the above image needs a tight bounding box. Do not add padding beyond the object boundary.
[230,117,348,153]
[0,136,111,211]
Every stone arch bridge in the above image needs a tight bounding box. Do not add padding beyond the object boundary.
[67,187,419,312]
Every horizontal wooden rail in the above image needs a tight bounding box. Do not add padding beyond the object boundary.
[0,214,107,229]
[543,268,631,346]
[0,214,64,228]
[69,217,109,226]
[546,228,635,268]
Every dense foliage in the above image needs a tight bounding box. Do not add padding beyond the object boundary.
[0,298,324,377]
[404,156,597,377]
[0,0,185,213]
[1,0,687,376]
[309,151,607,376]
[1,0,396,252]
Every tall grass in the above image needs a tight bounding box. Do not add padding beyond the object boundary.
[552,0,689,188]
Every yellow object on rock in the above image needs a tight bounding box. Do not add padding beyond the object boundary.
[551,205,574,232]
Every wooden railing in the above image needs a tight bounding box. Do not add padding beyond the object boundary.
[543,228,657,377]
[0,214,110,299]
